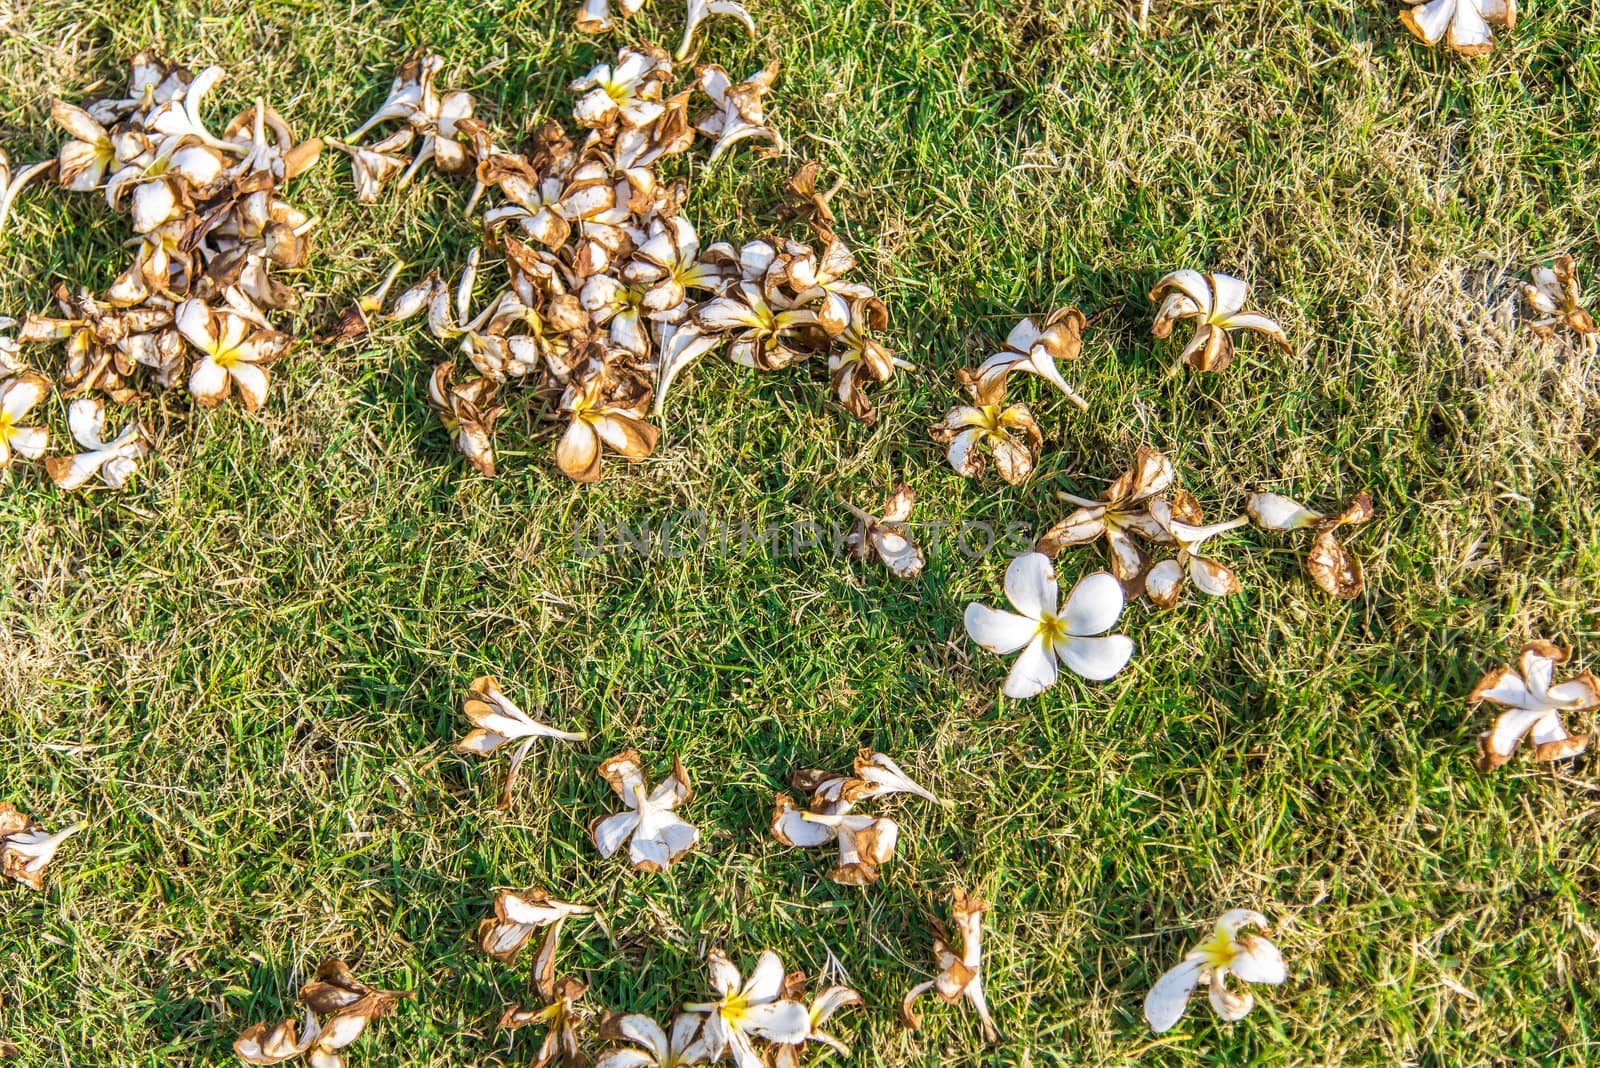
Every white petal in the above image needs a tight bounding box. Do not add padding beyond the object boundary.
[1003,635,1058,699]
[1058,571,1125,636]
[1003,551,1057,620]
[963,604,1039,655]
[1230,937,1286,985]
[1054,634,1134,681]
[1144,958,1203,1033]
[742,951,788,1003]
[593,810,641,858]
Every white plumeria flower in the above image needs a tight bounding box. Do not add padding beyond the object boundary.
[973,307,1089,409]
[0,804,83,892]
[771,985,861,1068]
[45,398,150,491]
[570,48,671,129]
[455,675,587,808]
[144,66,243,155]
[0,373,51,469]
[684,949,811,1068]
[676,0,756,60]
[1149,270,1291,372]
[477,889,595,967]
[595,1011,719,1068]
[1522,253,1596,341]
[1400,0,1515,54]
[176,299,292,411]
[1143,491,1248,609]
[590,750,700,872]
[0,148,54,231]
[1470,641,1597,772]
[695,62,783,161]
[900,887,999,1043]
[1144,910,1286,1033]
[576,0,646,34]
[964,553,1133,699]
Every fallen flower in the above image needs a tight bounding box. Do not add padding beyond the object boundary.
[695,281,822,371]
[1246,489,1375,599]
[684,949,810,1068]
[1037,445,1176,583]
[845,483,924,579]
[297,958,415,1068]
[500,977,588,1068]
[596,1011,717,1068]
[1144,910,1286,1032]
[1400,0,1515,54]
[234,1010,318,1065]
[478,889,595,982]
[652,321,720,415]
[0,803,81,891]
[1470,640,1596,772]
[45,397,150,491]
[427,362,506,478]
[576,0,646,35]
[555,370,659,483]
[791,810,899,885]
[777,161,842,239]
[1149,270,1291,372]
[0,373,51,469]
[176,298,291,410]
[928,373,1042,486]
[900,887,1000,1044]
[695,62,783,161]
[0,149,54,232]
[1523,254,1595,340]
[328,130,413,204]
[771,984,861,1068]
[964,553,1133,698]
[829,295,906,424]
[455,675,588,809]
[1143,490,1248,609]
[676,0,756,61]
[590,749,700,872]
[571,48,672,130]
[974,307,1089,409]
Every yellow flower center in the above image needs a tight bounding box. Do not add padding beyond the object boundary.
[1036,611,1067,646]
[1195,928,1237,969]
[0,411,14,440]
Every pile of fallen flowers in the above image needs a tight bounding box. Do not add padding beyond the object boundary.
[329,35,905,482]
[0,51,322,489]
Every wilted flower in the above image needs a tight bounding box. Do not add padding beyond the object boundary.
[1144,910,1286,1033]
[556,371,660,483]
[596,1011,718,1068]
[900,887,1000,1043]
[652,321,721,415]
[1400,0,1515,54]
[427,362,506,478]
[1246,490,1375,599]
[788,749,941,812]
[964,553,1133,699]
[288,958,414,1068]
[777,162,842,239]
[772,749,938,885]
[1143,491,1248,609]
[829,296,905,424]
[51,100,122,191]
[234,1010,319,1065]
[478,889,596,973]
[1522,254,1595,340]
[684,949,811,1068]
[44,397,149,491]
[695,62,783,161]
[696,281,822,371]
[845,483,924,579]
[576,0,646,34]
[974,307,1089,409]
[1037,446,1176,584]
[590,749,700,872]
[0,149,54,231]
[928,373,1042,486]
[770,983,861,1068]
[328,130,413,204]
[500,977,588,1068]
[0,319,21,376]
[623,215,724,321]
[176,299,291,410]
[1470,641,1596,772]
[677,0,757,60]
[571,48,673,130]
[0,804,82,891]
[325,262,406,343]
[0,373,51,469]
[456,675,587,809]
[1149,270,1291,372]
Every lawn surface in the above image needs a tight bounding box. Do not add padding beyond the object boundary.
[2,0,1599,1065]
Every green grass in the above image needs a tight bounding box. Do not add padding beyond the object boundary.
[2,0,1599,1064]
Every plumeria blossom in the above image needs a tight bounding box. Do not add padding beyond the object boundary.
[778,162,842,239]
[684,949,811,1068]
[845,483,924,580]
[44,398,149,491]
[500,977,589,1068]
[590,749,700,872]
[556,370,660,482]
[456,675,587,809]
[652,321,721,415]
[0,373,51,470]
[1143,490,1248,609]
[1246,489,1375,599]
[1149,270,1291,372]
[964,553,1133,699]
[595,1011,718,1068]
[928,371,1042,486]
[1523,254,1595,341]
[327,129,413,204]
[1037,446,1176,585]
[571,48,673,130]
[773,749,939,884]
[0,148,54,232]
[695,62,783,161]
[1400,0,1515,54]
[576,0,646,34]
[236,960,413,1067]
[975,306,1089,409]
[1144,910,1286,1033]
[1469,641,1597,772]
[623,215,725,321]
[900,887,1000,1044]
[790,749,942,811]
[696,280,822,370]
[0,804,82,891]
[770,983,861,1068]
[829,296,906,424]
[176,298,291,410]
[477,889,596,991]
[427,362,506,478]
[676,0,757,60]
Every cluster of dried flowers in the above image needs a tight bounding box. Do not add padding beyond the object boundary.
[235,959,413,1067]
[0,51,322,489]
[770,749,940,885]
[1400,0,1516,54]
[1523,254,1596,346]
[0,803,80,891]
[334,35,902,483]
